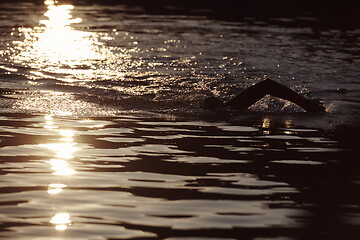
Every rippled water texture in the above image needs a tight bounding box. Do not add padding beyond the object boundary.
[0,0,360,239]
[1,113,358,240]
[1,0,359,119]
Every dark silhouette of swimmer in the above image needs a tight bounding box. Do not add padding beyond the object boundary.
[203,78,326,113]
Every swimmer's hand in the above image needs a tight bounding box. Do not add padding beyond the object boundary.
[303,99,326,113]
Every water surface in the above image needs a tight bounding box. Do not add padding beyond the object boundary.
[0,1,359,239]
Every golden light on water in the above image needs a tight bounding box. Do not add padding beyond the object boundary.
[48,158,77,175]
[262,117,272,128]
[41,115,77,232]
[44,0,55,5]
[40,116,78,176]
[44,142,78,159]
[35,4,98,66]
[10,0,142,115]
[59,129,75,141]
[50,212,72,231]
[44,136,78,175]
[14,0,105,72]
[44,115,57,129]
[47,183,67,194]
[10,0,123,116]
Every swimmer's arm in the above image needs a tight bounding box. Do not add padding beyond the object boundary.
[224,78,325,112]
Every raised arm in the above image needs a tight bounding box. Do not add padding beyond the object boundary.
[224,78,325,112]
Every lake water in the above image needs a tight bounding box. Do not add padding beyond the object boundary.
[0,1,360,239]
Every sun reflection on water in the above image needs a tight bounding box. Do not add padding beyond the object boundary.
[14,0,105,72]
[50,212,72,231]
[43,141,78,158]
[44,115,57,129]
[47,183,67,194]
[9,0,145,115]
[40,115,79,172]
[48,158,77,175]
[36,4,99,66]
[41,114,79,231]
[40,115,78,177]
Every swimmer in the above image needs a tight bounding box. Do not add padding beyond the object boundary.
[203,78,326,113]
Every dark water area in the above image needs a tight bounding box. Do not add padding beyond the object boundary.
[86,0,360,29]
[0,0,360,239]
[9,0,360,29]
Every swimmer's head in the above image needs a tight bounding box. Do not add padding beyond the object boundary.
[202,96,225,110]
